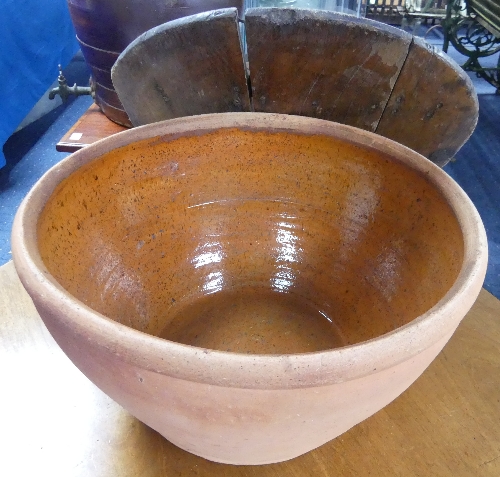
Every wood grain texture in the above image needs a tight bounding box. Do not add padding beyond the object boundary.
[2,259,499,476]
[112,8,251,126]
[56,104,127,153]
[376,37,479,166]
[245,8,412,131]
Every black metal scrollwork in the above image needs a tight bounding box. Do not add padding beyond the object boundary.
[442,0,500,92]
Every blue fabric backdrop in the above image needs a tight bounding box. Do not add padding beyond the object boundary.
[0,0,79,168]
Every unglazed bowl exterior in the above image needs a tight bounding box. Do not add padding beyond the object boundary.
[12,113,487,465]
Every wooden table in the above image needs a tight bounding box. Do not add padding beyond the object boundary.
[56,104,127,153]
[1,260,499,476]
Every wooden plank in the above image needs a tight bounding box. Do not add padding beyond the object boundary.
[376,37,479,166]
[245,8,412,132]
[112,8,251,127]
[56,103,127,153]
[2,258,500,475]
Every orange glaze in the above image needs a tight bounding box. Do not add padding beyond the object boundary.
[37,128,464,353]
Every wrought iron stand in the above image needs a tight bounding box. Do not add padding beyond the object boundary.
[442,0,500,93]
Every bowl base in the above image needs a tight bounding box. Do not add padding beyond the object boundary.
[159,287,346,354]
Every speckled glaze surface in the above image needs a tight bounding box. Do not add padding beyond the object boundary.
[12,113,487,465]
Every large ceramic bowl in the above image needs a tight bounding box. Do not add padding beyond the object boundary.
[12,113,487,465]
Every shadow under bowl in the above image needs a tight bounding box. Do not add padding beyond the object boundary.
[12,113,487,465]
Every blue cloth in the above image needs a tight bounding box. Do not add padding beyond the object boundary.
[0,0,79,168]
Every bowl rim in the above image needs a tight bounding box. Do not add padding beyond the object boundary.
[11,112,488,390]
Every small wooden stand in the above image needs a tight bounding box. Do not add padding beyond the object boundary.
[56,103,128,153]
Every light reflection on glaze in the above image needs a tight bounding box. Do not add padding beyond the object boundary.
[192,242,224,269]
[371,244,401,302]
[338,167,402,304]
[187,200,225,209]
[272,269,296,292]
[340,165,381,250]
[271,219,303,292]
[88,237,148,327]
[318,309,349,344]
[202,271,225,294]
[191,240,225,293]
[319,310,332,323]
[276,226,299,263]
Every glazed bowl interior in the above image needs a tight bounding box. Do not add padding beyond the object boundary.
[36,123,464,354]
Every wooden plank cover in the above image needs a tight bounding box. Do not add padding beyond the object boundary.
[2,259,500,475]
[112,8,250,126]
[245,8,412,132]
[376,37,479,166]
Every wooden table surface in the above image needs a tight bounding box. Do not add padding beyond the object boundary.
[56,104,128,153]
[1,259,499,476]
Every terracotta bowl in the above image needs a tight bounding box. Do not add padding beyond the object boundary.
[12,113,487,465]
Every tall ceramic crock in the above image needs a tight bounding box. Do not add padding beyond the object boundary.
[66,0,244,126]
[12,113,487,464]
